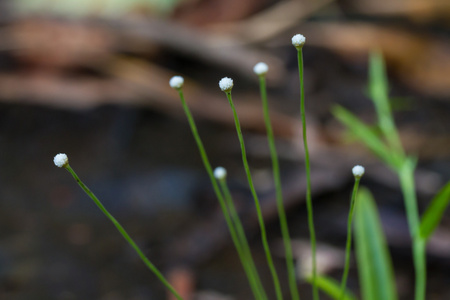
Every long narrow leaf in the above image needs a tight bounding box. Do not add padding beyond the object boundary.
[305,275,357,300]
[368,51,389,115]
[420,181,450,240]
[355,188,398,300]
[368,51,404,155]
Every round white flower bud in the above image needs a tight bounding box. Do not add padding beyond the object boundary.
[253,62,269,76]
[352,165,365,178]
[214,167,227,180]
[292,34,306,49]
[54,153,69,168]
[169,76,184,89]
[219,77,234,92]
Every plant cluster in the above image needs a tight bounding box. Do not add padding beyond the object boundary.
[54,34,450,300]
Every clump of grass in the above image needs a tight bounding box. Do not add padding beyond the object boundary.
[53,36,450,300]
[334,51,450,300]
[333,51,423,299]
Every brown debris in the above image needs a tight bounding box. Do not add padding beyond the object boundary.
[300,22,450,97]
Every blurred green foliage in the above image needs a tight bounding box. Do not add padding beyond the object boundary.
[13,0,182,18]
[355,188,398,300]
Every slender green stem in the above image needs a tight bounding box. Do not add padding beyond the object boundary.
[412,239,426,300]
[64,164,183,300]
[177,89,267,300]
[339,177,361,300]
[258,75,296,300]
[218,176,267,299]
[225,91,283,300]
[398,159,426,300]
[297,48,319,300]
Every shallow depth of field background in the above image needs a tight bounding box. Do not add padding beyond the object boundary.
[0,0,449,299]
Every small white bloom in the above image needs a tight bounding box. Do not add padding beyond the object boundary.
[54,153,69,168]
[352,165,365,178]
[253,62,269,76]
[219,77,233,92]
[169,76,184,89]
[292,34,306,49]
[214,167,227,180]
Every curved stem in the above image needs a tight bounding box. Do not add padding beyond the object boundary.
[225,91,280,300]
[339,177,360,300]
[297,48,319,300]
[178,90,267,300]
[64,165,183,300]
[258,75,297,300]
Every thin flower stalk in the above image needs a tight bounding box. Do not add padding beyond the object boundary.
[256,65,297,300]
[173,83,267,300]
[55,157,183,300]
[339,166,365,299]
[294,35,319,300]
[223,87,283,300]
[215,168,271,299]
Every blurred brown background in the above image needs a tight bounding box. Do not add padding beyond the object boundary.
[0,0,449,299]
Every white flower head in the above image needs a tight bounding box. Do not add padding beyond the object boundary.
[253,62,269,76]
[292,34,306,49]
[219,77,234,92]
[214,167,227,180]
[352,165,365,178]
[54,153,69,168]
[169,76,184,89]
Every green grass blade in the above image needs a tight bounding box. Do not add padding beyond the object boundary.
[368,51,404,156]
[420,181,450,240]
[354,188,398,300]
[368,51,389,111]
[305,275,356,300]
[332,105,399,168]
